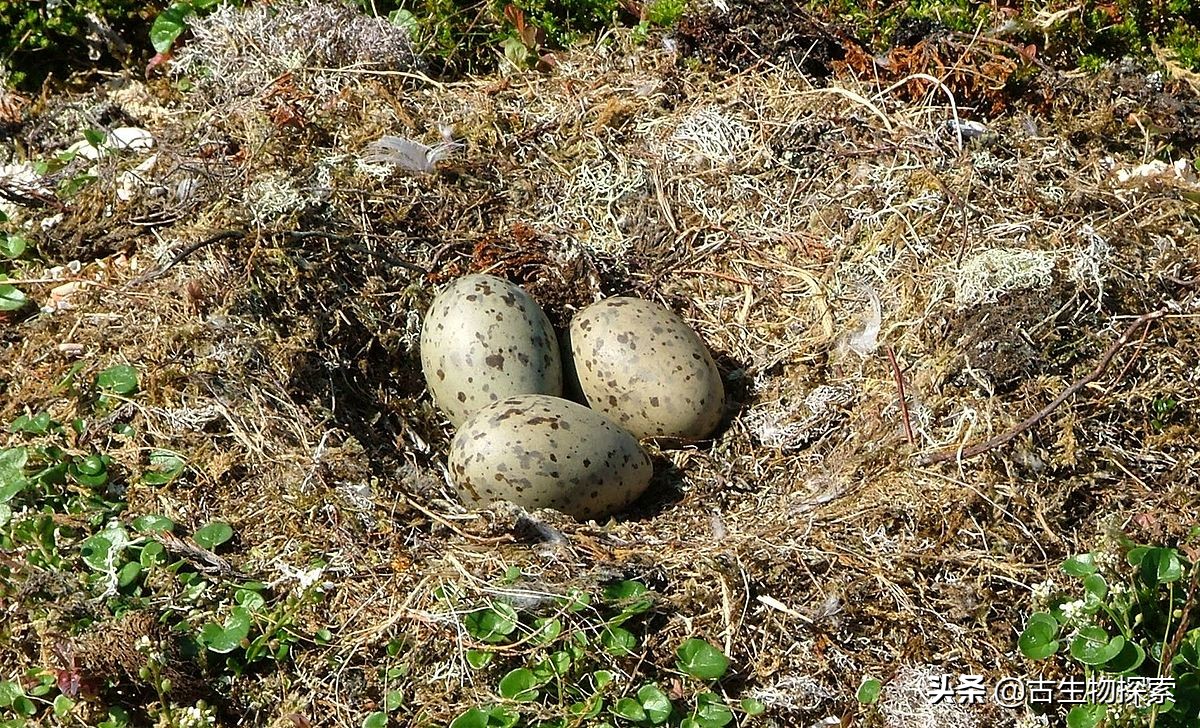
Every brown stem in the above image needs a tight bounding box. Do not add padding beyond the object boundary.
[886,345,915,446]
[919,308,1168,466]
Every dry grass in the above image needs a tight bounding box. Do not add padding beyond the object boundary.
[2,13,1199,728]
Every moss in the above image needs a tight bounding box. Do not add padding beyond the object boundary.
[644,0,685,27]
[505,0,620,46]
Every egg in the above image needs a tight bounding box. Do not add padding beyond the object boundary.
[449,394,653,520]
[421,275,563,426]
[569,297,725,440]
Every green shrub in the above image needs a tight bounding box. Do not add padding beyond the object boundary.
[0,0,149,87]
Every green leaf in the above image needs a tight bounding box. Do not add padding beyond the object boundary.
[531,617,562,646]
[556,588,591,612]
[601,626,637,656]
[857,678,882,704]
[389,8,419,32]
[604,579,652,610]
[465,649,494,669]
[0,283,27,311]
[11,695,35,716]
[140,541,165,568]
[0,504,11,527]
[0,447,29,500]
[133,514,175,533]
[449,708,489,728]
[486,706,519,728]
[498,668,541,701]
[464,603,519,643]
[1104,639,1146,674]
[740,698,765,716]
[592,670,615,690]
[59,172,97,194]
[541,650,572,676]
[611,697,646,721]
[1066,704,1107,728]
[10,412,51,434]
[385,691,403,711]
[150,3,195,53]
[53,694,74,718]
[1061,553,1097,578]
[118,561,142,587]
[676,638,730,680]
[637,683,673,724]
[1138,548,1184,584]
[194,521,233,549]
[69,454,110,487]
[692,692,733,728]
[1083,574,1107,603]
[1018,612,1061,660]
[97,365,139,395]
[143,450,186,485]
[0,680,22,707]
[362,712,387,728]
[80,534,115,571]
[82,128,106,147]
[570,696,604,719]
[502,35,531,68]
[0,235,26,259]
[200,606,252,653]
[1176,630,1200,668]
[1070,627,1125,666]
[235,588,266,610]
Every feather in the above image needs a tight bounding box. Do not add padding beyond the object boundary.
[363,135,460,173]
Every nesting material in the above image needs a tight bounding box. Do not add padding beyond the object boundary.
[2,16,1198,728]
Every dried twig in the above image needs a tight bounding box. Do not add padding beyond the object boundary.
[1161,557,1200,675]
[125,229,244,287]
[920,308,1168,466]
[151,531,236,576]
[886,345,915,446]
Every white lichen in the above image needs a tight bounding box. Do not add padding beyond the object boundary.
[954,248,1055,307]
[172,0,421,102]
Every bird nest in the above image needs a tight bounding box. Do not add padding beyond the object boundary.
[1,7,1198,727]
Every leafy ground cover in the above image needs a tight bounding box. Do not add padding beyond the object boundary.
[2,1,1200,727]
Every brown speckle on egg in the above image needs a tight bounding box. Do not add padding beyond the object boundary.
[420,274,563,426]
[568,297,725,440]
[448,395,653,521]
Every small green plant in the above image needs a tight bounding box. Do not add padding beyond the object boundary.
[441,575,763,727]
[0,0,146,87]
[1150,396,1179,432]
[0,212,30,314]
[856,677,882,705]
[643,0,685,28]
[149,0,230,56]
[1018,530,1200,727]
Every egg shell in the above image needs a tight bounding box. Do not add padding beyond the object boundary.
[449,394,653,520]
[569,297,725,440]
[421,275,563,426]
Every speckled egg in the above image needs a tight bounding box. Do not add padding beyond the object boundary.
[569,297,725,440]
[421,275,562,426]
[449,394,653,520]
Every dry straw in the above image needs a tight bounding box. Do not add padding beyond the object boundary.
[1,9,1197,726]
